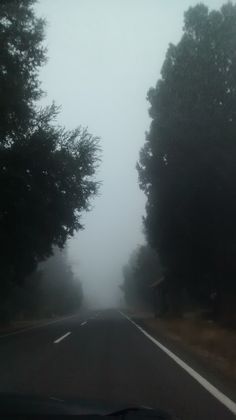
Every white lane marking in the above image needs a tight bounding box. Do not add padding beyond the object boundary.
[120,311,236,416]
[54,331,71,344]
[0,313,79,339]
[80,321,87,326]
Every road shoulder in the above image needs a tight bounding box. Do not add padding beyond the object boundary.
[124,311,236,404]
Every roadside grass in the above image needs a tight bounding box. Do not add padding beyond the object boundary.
[0,318,53,335]
[128,309,236,382]
[151,318,236,380]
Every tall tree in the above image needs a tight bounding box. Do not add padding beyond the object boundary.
[0,107,100,286]
[122,245,162,307]
[3,247,83,321]
[37,247,83,317]
[0,0,46,143]
[0,0,100,296]
[137,3,236,305]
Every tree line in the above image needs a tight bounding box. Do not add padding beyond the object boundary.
[123,2,236,324]
[0,0,100,321]
[2,247,83,322]
[122,245,162,310]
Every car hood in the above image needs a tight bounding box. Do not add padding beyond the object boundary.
[0,393,177,418]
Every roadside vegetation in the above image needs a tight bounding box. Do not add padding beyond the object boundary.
[121,245,162,311]
[123,2,236,327]
[0,0,100,322]
[0,247,83,326]
[122,2,236,382]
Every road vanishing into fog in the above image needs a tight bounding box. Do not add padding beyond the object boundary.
[0,309,235,419]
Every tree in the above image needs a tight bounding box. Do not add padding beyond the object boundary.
[2,247,83,321]
[37,247,83,317]
[0,0,100,298]
[0,0,46,143]
[122,245,162,308]
[137,3,236,308]
[0,106,100,287]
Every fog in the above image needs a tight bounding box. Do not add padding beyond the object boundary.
[36,0,224,308]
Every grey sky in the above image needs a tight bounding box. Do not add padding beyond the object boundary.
[36,0,225,307]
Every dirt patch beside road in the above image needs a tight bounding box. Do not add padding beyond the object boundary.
[126,309,236,398]
[0,318,55,335]
[146,318,236,379]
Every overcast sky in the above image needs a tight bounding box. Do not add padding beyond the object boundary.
[36,0,225,307]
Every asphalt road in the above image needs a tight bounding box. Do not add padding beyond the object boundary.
[0,309,235,419]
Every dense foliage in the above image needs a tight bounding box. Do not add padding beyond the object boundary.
[2,247,83,321]
[0,0,100,307]
[0,0,46,142]
[137,3,236,313]
[122,245,162,308]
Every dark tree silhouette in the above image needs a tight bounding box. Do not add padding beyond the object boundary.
[0,107,100,287]
[2,247,83,321]
[122,245,162,308]
[37,247,83,317]
[137,3,236,312]
[0,0,100,303]
[0,0,46,143]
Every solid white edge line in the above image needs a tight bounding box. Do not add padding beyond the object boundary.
[119,311,236,416]
[54,331,71,344]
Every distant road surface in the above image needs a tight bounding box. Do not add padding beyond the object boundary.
[0,309,235,419]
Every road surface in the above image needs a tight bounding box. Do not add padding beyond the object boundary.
[0,309,235,419]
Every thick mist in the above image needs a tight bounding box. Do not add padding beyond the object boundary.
[36,0,225,308]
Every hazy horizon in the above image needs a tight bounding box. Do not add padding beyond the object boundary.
[36,0,225,307]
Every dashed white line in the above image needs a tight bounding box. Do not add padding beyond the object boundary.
[54,331,71,344]
[80,321,87,326]
[119,311,236,416]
